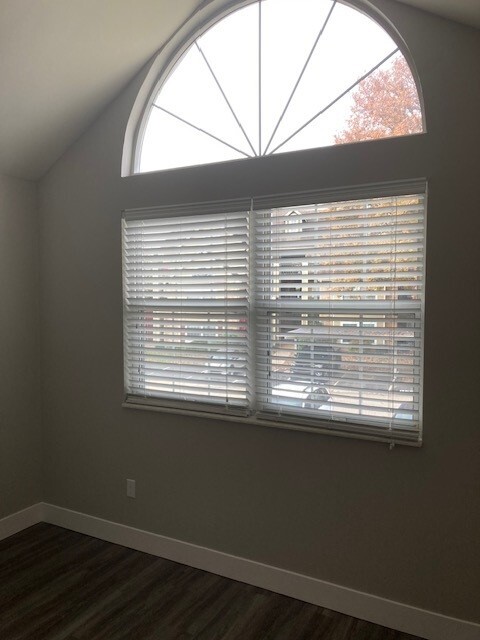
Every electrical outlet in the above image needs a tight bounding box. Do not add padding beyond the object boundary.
[126,478,136,498]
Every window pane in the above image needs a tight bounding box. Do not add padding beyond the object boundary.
[254,195,425,436]
[123,211,250,410]
[125,309,249,406]
[269,3,397,151]
[154,46,252,157]
[276,52,422,154]
[256,310,420,425]
[198,2,259,154]
[261,0,333,152]
[140,107,245,173]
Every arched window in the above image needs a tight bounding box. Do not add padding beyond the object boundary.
[122,0,426,446]
[132,0,424,174]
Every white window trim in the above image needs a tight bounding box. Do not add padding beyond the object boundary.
[122,179,426,447]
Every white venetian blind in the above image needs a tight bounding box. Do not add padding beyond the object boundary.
[123,204,250,415]
[254,192,425,443]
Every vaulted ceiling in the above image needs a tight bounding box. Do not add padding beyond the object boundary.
[0,0,202,180]
[0,0,478,181]
[397,0,480,28]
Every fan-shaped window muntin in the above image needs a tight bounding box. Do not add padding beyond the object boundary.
[135,0,424,174]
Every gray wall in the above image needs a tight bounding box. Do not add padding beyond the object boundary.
[0,174,42,518]
[38,0,480,623]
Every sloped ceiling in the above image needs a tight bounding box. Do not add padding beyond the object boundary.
[397,0,480,29]
[0,0,203,180]
[0,0,478,181]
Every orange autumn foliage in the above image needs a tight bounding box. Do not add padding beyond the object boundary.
[335,57,423,144]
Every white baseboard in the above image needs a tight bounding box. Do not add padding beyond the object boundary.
[1,503,478,640]
[41,502,479,640]
[0,503,44,541]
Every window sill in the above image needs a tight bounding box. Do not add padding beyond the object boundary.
[122,399,421,448]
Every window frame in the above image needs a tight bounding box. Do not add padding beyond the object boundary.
[122,0,426,177]
[123,179,426,447]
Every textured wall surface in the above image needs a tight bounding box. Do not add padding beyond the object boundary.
[38,0,480,623]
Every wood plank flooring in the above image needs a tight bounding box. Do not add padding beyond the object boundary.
[0,523,422,640]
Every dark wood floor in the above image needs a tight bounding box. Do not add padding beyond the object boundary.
[0,523,422,640]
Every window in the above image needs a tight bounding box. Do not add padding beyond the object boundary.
[122,0,427,445]
[133,0,423,174]
[123,204,250,416]
[123,183,426,445]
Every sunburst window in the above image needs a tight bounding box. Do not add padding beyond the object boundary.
[136,0,423,173]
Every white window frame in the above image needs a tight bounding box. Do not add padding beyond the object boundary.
[123,180,426,447]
